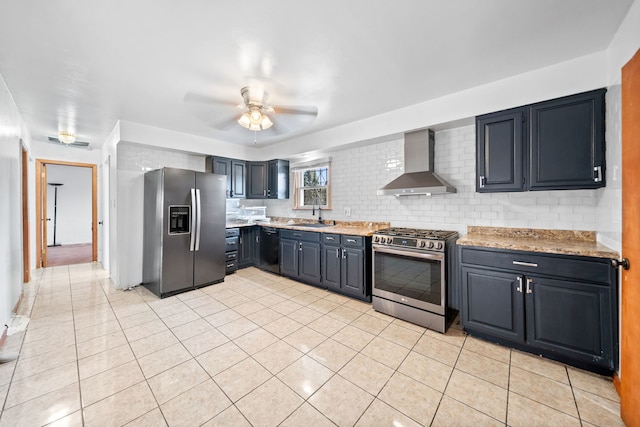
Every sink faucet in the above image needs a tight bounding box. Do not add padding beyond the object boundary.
[312,197,323,223]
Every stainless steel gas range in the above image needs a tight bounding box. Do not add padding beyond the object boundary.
[371,227,458,333]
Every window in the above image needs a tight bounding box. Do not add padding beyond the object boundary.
[294,163,331,209]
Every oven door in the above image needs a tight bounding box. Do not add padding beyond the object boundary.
[372,245,445,315]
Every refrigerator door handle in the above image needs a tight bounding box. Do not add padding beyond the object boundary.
[195,188,202,251]
[189,188,197,252]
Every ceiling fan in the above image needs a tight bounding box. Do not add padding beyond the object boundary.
[47,133,90,149]
[184,83,318,142]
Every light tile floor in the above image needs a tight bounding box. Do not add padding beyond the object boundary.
[0,264,624,426]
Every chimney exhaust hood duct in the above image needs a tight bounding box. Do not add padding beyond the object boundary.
[377,129,456,196]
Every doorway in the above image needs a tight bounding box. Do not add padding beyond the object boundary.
[36,159,98,268]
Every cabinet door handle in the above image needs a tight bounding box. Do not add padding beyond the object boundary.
[594,166,603,183]
[299,242,302,251]
[267,189,271,196]
[479,175,486,188]
[336,248,340,258]
[526,278,533,294]
[516,276,523,293]
[256,236,260,243]
[263,190,267,196]
[513,261,538,267]
[342,249,347,259]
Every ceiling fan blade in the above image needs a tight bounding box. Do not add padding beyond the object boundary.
[183,92,239,108]
[273,105,318,116]
[184,92,244,130]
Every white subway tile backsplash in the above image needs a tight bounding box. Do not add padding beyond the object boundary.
[246,123,612,237]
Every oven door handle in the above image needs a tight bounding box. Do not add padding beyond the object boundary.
[372,245,445,261]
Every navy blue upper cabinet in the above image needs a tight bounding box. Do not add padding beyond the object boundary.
[529,89,606,190]
[476,88,606,193]
[476,107,526,192]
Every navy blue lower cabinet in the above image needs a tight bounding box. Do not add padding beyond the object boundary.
[280,230,322,287]
[525,276,614,370]
[320,234,371,302]
[461,266,525,343]
[460,245,617,374]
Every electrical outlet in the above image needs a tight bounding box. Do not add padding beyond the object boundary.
[344,207,351,216]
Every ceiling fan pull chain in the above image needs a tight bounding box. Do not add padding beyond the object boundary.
[254,131,257,144]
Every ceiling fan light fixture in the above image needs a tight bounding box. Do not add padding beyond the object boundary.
[250,108,262,122]
[260,115,273,129]
[238,106,273,131]
[238,113,251,128]
[58,131,76,144]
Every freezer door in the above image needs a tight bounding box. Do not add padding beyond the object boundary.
[161,168,196,294]
[193,172,226,287]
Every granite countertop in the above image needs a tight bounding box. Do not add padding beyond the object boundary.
[226,218,390,237]
[457,226,619,259]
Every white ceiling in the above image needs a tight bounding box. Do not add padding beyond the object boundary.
[0,0,634,149]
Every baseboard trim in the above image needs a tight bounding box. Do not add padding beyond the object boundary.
[613,372,621,397]
[0,325,7,349]
[12,291,24,314]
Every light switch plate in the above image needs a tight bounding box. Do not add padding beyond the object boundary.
[344,207,351,216]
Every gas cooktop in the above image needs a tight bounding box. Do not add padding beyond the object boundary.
[373,227,458,240]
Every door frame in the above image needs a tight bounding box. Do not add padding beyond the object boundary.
[22,145,30,282]
[36,159,98,268]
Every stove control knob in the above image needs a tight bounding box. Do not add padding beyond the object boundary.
[373,236,379,243]
[385,237,392,244]
[419,241,426,248]
[381,237,387,244]
[436,242,444,250]
[427,241,435,249]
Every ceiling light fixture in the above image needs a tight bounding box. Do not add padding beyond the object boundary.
[238,106,273,131]
[58,131,76,144]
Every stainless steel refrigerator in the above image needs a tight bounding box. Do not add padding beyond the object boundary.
[143,167,226,298]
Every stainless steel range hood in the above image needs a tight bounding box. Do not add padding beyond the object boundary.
[377,129,456,196]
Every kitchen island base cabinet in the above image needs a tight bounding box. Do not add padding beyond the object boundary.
[460,246,617,374]
[280,230,322,287]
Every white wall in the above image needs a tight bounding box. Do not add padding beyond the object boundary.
[45,165,93,245]
[115,142,206,288]
[595,0,640,252]
[0,72,31,329]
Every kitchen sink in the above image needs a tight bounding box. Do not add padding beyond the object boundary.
[296,222,333,228]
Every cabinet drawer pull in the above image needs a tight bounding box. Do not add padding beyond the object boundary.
[516,276,523,293]
[513,261,538,267]
[227,264,234,268]
[326,236,335,241]
[346,239,357,243]
[526,278,533,294]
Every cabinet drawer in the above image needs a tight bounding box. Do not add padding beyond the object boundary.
[322,234,341,245]
[225,251,238,262]
[226,228,240,237]
[341,235,364,247]
[225,260,238,272]
[460,247,612,284]
[281,229,320,242]
[225,237,239,252]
